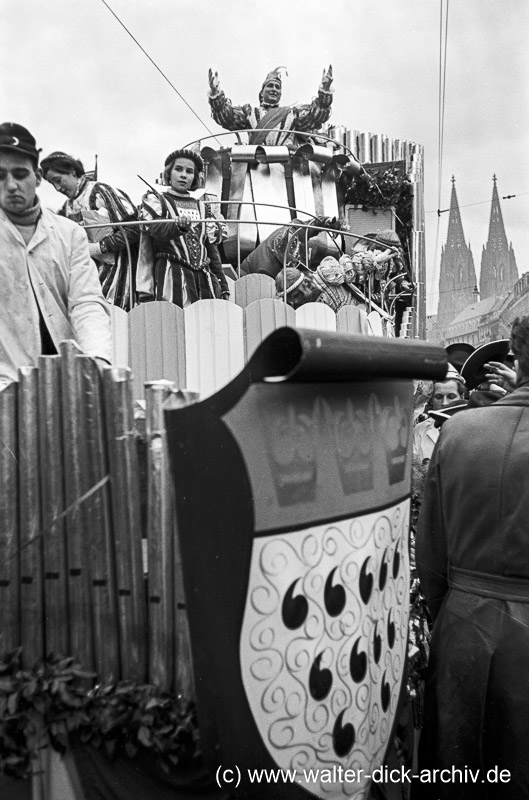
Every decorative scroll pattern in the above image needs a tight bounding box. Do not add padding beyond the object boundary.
[240,502,409,800]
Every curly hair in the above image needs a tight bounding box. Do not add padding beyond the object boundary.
[510,316,529,378]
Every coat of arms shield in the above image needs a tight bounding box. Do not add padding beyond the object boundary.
[164,327,445,799]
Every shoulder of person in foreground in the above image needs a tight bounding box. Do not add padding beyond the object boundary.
[61,217,112,364]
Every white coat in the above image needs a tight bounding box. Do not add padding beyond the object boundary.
[0,206,112,381]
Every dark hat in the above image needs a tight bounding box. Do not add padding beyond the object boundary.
[164,148,204,173]
[363,229,400,249]
[0,122,40,164]
[261,67,285,90]
[429,400,468,427]
[460,339,511,390]
[374,229,401,248]
[445,342,475,373]
[163,148,204,189]
[41,151,85,178]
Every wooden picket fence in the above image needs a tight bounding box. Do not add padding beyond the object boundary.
[0,342,194,696]
[111,273,371,399]
[0,276,392,695]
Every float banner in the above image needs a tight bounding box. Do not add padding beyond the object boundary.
[164,327,446,800]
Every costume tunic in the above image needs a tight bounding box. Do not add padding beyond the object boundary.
[312,272,363,312]
[416,384,529,798]
[239,221,317,277]
[208,88,333,147]
[137,190,226,307]
[0,206,112,382]
[59,176,139,310]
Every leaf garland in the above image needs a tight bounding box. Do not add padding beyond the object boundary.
[341,163,414,246]
[0,649,199,780]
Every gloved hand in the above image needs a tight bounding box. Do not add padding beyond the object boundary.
[321,65,334,92]
[177,215,192,233]
[314,215,345,232]
[208,68,220,95]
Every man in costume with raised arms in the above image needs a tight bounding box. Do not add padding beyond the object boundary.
[207,66,334,147]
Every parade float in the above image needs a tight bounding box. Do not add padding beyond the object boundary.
[0,69,439,800]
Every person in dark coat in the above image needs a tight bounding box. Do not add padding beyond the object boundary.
[416,315,529,799]
[239,216,339,277]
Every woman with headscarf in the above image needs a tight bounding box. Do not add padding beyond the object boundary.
[137,148,229,306]
[311,256,364,312]
[41,151,140,311]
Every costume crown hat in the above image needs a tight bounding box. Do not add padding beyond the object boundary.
[445,362,463,382]
[261,66,287,90]
[0,122,40,164]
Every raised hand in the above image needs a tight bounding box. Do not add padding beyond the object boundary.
[321,65,333,91]
[484,361,517,392]
[208,68,220,94]
[177,215,192,233]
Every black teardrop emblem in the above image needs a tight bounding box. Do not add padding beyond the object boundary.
[373,622,382,664]
[332,709,355,757]
[379,549,388,591]
[324,567,346,617]
[309,652,333,701]
[281,579,308,630]
[349,637,367,683]
[381,671,391,712]
[359,558,373,604]
[387,610,396,649]
[392,546,400,579]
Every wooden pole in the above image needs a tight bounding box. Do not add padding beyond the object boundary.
[60,342,94,672]
[79,356,120,682]
[18,367,44,665]
[163,390,198,699]
[145,381,176,689]
[103,367,146,681]
[0,381,20,653]
[38,355,69,658]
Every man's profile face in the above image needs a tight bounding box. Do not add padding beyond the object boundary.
[431,379,463,411]
[262,79,281,105]
[0,151,41,213]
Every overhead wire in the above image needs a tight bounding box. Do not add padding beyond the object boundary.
[98,0,221,144]
[426,190,529,215]
[430,0,450,313]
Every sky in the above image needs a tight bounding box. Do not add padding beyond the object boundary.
[2,0,528,316]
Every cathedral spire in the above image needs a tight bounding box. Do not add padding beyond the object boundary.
[479,176,519,299]
[437,177,477,337]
